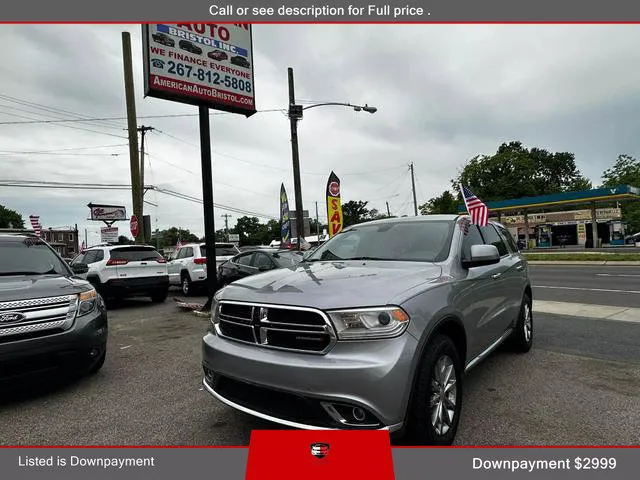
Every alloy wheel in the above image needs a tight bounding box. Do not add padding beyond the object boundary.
[523,303,532,342]
[429,355,457,436]
[182,278,189,296]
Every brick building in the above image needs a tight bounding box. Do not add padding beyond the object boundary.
[41,228,80,258]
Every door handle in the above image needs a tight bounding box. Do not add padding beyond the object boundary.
[515,264,524,271]
[491,273,502,280]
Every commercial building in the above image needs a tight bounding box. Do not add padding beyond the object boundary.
[41,227,80,258]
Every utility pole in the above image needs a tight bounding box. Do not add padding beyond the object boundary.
[137,125,154,233]
[409,162,418,216]
[287,67,304,251]
[315,201,319,238]
[386,201,391,217]
[222,214,232,241]
[121,32,143,244]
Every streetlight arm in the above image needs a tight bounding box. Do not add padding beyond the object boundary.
[302,102,377,113]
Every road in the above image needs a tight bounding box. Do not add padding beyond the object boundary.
[0,286,639,446]
[530,265,640,308]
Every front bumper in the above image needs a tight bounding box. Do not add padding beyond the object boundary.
[0,308,108,383]
[201,330,419,432]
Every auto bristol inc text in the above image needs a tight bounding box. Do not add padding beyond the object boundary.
[208,4,428,18]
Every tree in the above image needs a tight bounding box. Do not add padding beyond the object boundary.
[0,204,24,229]
[342,200,371,227]
[419,190,459,215]
[117,235,132,245]
[601,154,640,233]
[452,141,590,201]
[152,227,199,247]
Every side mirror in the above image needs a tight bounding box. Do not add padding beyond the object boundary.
[71,263,89,274]
[462,244,500,269]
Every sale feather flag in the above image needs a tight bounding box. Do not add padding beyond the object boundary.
[280,183,292,248]
[29,215,42,236]
[460,184,489,227]
[326,171,343,238]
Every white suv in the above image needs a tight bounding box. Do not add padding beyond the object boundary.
[168,242,240,296]
[70,244,169,303]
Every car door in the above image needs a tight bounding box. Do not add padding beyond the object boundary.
[456,223,507,360]
[85,249,104,277]
[477,224,515,339]
[226,252,256,282]
[168,248,184,285]
[493,223,528,323]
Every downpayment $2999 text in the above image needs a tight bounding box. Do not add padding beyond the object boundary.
[166,61,253,93]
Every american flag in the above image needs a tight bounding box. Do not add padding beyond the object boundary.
[460,185,488,227]
[29,215,42,236]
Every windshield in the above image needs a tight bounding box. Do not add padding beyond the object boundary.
[0,237,71,276]
[305,220,455,263]
[273,250,304,268]
[201,244,239,257]
[110,246,163,262]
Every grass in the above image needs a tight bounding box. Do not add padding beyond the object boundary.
[523,253,640,262]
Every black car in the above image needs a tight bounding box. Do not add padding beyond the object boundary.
[0,233,108,387]
[230,55,251,69]
[152,32,175,47]
[218,248,303,285]
[179,40,203,55]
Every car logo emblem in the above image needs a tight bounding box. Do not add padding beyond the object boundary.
[0,312,27,324]
[310,443,330,459]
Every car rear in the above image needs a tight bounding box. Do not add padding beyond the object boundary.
[102,246,169,300]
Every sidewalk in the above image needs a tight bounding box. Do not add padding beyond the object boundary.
[533,300,640,323]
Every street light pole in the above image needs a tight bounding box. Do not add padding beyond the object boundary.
[288,67,304,252]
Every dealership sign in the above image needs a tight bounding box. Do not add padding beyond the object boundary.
[100,227,119,243]
[142,23,256,116]
[87,203,127,221]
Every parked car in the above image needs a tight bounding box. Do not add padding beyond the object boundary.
[218,248,304,285]
[152,32,175,47]
[230,55,250,68]
[625,232,640,246]
[202,215,533,445]
[0,232,108,385]
[208,50,228,61]
[168,242,241,296]
[179,40,203,55]
[70,244,169,304]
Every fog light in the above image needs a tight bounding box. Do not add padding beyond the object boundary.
[352,407,366,422]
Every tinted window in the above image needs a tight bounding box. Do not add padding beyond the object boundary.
[273,251,304,268]
[480,225,509,256]
[460,222,485,261]
[235,253,254,266]
[84,250,99,264]
[110,247,163,262]
[307,220,455,263]
[254,253,274,269]
[202,244,239,257]
[0,237,70,276]
[71,252,86,265]
[495,224,518,253]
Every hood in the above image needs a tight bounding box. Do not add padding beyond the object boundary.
[0,274,92,302]
[218,260,443,310]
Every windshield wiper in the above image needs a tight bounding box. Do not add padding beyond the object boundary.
[342,256,392,261]
[0,269,59,276]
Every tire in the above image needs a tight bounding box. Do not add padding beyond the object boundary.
[509,293,533,353]
[151,289,168,303]
[406,334,463,446]
[88,350,106,375]
[181,273,192,296]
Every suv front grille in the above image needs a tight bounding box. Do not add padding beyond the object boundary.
[0,295,74,342]
[216,301,336,354]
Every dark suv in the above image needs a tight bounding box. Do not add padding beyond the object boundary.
[0,232,108,386]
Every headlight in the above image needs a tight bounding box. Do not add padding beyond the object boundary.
[210,293,222,327]
[327,306,410,340]
[67,289,98,318]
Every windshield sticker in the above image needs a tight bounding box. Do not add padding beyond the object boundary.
[22,237,45,247]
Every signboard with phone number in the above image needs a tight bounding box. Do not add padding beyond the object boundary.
[142,23,256,116]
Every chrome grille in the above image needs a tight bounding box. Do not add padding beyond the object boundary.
[216,301,336,354]
[0,295,74,341]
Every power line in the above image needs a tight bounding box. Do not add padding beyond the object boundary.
[0,143,128,155]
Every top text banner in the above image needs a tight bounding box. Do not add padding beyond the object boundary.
[2,0,639,22]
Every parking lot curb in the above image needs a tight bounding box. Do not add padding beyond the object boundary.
[534,300,640,323]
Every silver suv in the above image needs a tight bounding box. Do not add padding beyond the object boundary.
[201,215,532,445]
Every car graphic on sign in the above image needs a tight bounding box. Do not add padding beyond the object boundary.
[230,55,251,69]
[152,32,175,47]
[179,40,203,55]
[208,50,228,61]
[151,59,165,69]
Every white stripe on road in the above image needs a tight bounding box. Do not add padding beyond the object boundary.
[535,285,640,294]
[533,300,640,323]
[596,273,640,278]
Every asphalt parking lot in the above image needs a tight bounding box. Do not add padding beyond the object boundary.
[1,277,639,446]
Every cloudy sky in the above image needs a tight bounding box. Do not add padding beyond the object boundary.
[1,24,639,244]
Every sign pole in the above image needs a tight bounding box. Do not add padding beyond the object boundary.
[199,106,217,311]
